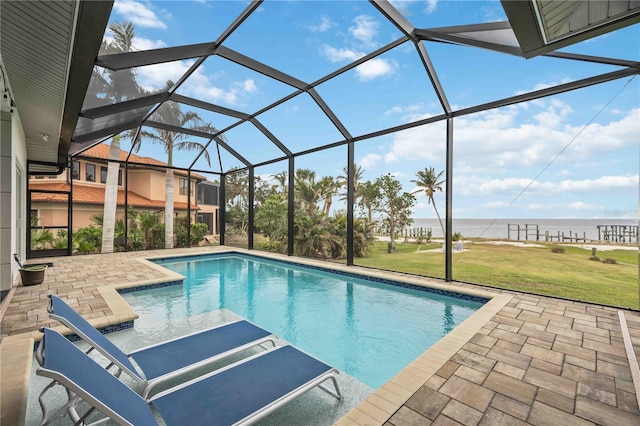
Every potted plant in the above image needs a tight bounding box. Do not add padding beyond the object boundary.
[19,264,48,286]
[14,254,48,286]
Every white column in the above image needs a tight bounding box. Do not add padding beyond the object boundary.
[1,111,13,292]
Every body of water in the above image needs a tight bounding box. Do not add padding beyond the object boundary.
[406,218,637,241]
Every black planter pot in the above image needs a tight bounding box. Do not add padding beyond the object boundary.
[19,265,47,286]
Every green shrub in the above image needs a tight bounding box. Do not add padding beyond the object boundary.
[175,216,208,247]
[52,230,68,249]
[72,226,102,254]
[602,258,618,264]
[551,246,566,254]
[260,240,284,253]
[452,232,463,242]
[588,255,601,262]
[126,228,144,251]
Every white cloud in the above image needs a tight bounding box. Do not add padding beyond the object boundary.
[320,45,364,62]
[525,203,553,211]
[556,175,638,191]
[385,106,404,116]
[455,174,638,198]
[194,75,258,106]
[309,15,335,32]
[384,104,424,116]
[137,60,259,107]
[113,0,167,29]
[359,153,382,170]
[356,58,397,81]
[533,100,572,128]
[132,37,167,51]
[568,201,602,211]
[390,171,408,179]
[136,60,194,92]
[320,46,396,81]
[425,0,438,13]
[482,201,509,209]
[381,105,640,171]
[349,15,379,47]
[242,79,257,93]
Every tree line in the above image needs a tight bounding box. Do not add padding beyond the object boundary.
[225,166,445,259]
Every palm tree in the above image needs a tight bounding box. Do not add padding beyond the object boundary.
[337,164,364,203]
[86,22,142,253]
[270,171,287,197]
[146,89,219,248]
[411,167,446,237]
[358,180,379,224]
[317,176,339,216]
[294,169,319,214]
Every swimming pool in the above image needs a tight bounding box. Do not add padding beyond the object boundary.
[123,253,486,389]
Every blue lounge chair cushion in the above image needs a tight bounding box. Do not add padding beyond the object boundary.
[39,328,157,425]
[49,295,140,379]
[152,345,334,426]
[49,295,273,383]
[131,320,273,379]
[38,328,340,426]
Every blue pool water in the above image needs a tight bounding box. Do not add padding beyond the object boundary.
[123,254,485,389]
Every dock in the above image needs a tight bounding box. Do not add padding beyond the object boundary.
[507,223,638,243]
[597,224,638,243]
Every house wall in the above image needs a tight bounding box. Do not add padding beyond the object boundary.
[1,110,27,291]
[148,171,167,201]
[127,169,152,200]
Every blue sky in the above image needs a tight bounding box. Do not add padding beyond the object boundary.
[103,0,640,220]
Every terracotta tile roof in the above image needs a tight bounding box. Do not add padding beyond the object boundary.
[81,143,207,180]
[29,181,199,210]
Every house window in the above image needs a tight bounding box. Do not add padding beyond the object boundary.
[71,161,80,180]
[101,167,123,185]
[179,178,189,196]
[86,164,96,182]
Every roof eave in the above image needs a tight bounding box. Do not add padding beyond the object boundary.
[58,1,114,165]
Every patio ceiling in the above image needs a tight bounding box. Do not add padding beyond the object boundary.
[0,0,112,172]
[502,0,640,58]
[1,1,639,175]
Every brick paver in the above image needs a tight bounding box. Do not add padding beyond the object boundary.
[1,246,639,425]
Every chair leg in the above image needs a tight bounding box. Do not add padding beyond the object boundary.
[39,382,80,426]
[318,375,342,400]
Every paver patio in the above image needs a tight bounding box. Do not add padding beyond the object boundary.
[1,246,639,425]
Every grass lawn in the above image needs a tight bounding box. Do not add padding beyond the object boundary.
[354,241,639,309]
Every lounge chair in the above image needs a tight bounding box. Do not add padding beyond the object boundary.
[36,328,342,426]
[47,294,276,397]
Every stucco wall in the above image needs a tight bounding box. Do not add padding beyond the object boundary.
[1,110,27,291]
